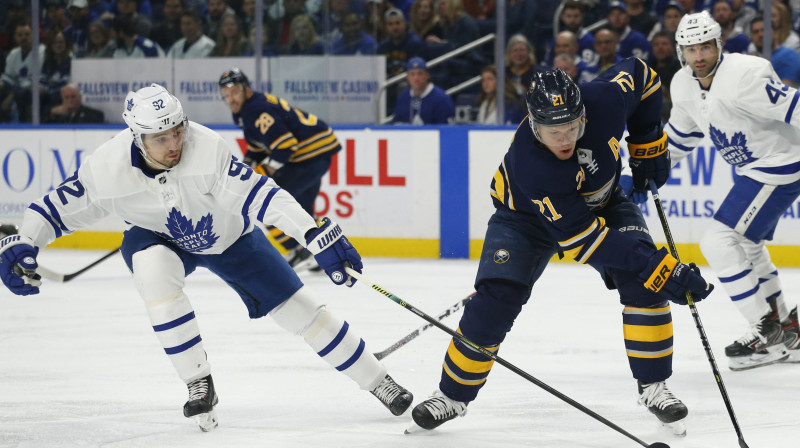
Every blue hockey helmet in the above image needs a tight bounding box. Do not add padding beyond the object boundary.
[525,69,585,143]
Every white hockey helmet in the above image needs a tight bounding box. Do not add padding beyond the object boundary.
[122,83,188,153]
[675,11,722,74]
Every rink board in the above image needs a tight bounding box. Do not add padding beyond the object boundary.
[1,125,799,265]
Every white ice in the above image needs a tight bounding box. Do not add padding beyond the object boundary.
[1,250,799,448]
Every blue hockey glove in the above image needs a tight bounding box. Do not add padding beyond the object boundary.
[627,130,671,194]
[641,248,714,305]
[619,174,648,205]
[0,235,42,296]
[306,218,363,287]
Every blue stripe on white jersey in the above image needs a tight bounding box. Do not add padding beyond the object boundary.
[28,203,64,238]
[241,175,268,234]
[785,91,800,123]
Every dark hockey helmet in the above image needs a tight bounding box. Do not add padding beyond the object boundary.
[219,68,250,88]
[525,69,585,142]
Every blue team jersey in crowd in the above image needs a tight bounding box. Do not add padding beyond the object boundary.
[490,58,665,271]
[392,84,455,124]
[232,92,341,165]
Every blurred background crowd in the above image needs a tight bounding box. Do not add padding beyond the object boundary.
[0,0,796,125]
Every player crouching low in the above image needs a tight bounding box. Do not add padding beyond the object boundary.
[0,84,412,432]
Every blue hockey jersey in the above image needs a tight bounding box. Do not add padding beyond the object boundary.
[490,58,664,271]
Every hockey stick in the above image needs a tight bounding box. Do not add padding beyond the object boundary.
[347,268,669,448]
[37,247,121,283]
[373,292,475,360]
[647,182,749,448]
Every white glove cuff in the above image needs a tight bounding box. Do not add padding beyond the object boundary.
[307,221,344,255]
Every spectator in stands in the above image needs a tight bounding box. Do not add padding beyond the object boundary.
[318,0,350,44]
[673,0,696,14]
[0,23,45,122]
[505,34,544,98]
[378,8,423,78]
[475,64,524,125]
[553,53,579,83]
[244,21,278,56]
[505,0,559,63]
[66,0,92,56]
[580,28,621,83]
[112,14,164,58]
[712,0,749,54]
[771,1,800,53]
[150,0,184,51]
[168,9,215,57]
[650,30,680,121]
[88,0,112,22]
[749,15,800,87]
[273,0,312,47]
[647,1,684,41]
[550,31,587,81]
[409,0,443,41]
[1,0,28,54]
[427,0,483,85]
[80,19,116,57]
[204,0,236,42]
[102,0,153,37]
[41,28,73,114]
[392,56,454,124]
[364,0,388,43]
[544,1,594,67]
[43,0,71,33]
[331,12,376,54]
[462,0,494,20]
[731,0,756,32]
[625,0,658,37]
[285,14,325,54]
[239,0,259,36]
[46,83,105,123]
[605,2,651,62]
[211,14,248,56]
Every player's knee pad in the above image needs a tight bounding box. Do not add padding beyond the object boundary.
[622,305,673,383]
[270,287,385,390]
[699,221,749,274]
[131,245,208,383]
[131,245,187,305]
[741,239,777,277]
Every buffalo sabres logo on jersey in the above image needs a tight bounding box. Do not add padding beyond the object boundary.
[709,124,755,167]
[493,249,510,264]
[156,208,219,253]
[127,98,134,111]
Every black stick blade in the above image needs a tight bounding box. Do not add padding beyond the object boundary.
[648,443,670,448]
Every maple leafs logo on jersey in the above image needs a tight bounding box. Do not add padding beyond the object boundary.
[709,124,756,167]
[157,208,219,253]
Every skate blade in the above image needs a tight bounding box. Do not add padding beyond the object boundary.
[193,410,219,432]
[781,348,800,363]
[729,348,790,371]
[404,422,430,435]
[660,419,686,437]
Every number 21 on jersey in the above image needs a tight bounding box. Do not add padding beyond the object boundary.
[532,197,562,222]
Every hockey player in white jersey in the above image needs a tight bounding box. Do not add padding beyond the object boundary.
[0,84,413,430]
[665,11,800,370]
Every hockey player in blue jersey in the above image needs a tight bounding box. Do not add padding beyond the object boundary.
[219,68,341,271]
[0,84,412,431]
[409,60,714,436]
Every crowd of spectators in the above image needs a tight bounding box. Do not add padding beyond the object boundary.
[0,0,799,124]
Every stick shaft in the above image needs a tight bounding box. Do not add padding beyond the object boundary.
[647,182,748,447]
[37,248,120,283]
[373,292,474,360]
[348,268,656,448]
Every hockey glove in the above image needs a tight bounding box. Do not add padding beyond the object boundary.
[306,217,363,287]
[627,130,671,194]
[619,174,648,205]
[640,248,714,305]
[0,235,41,296]
[242,149,268,167]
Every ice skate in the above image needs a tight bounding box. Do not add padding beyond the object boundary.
[370,374,413,416]
[780,306,800,363]
[725,311,789,371]
[637,381,688,437]
[183,374,219,432]
[406,390,467,433]
[285,246,321,273]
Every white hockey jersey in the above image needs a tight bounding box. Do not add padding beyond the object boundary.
[667,53,800,185]
[19,122,317,253]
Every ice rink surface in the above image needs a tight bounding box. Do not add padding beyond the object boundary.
[1,250,799,448]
